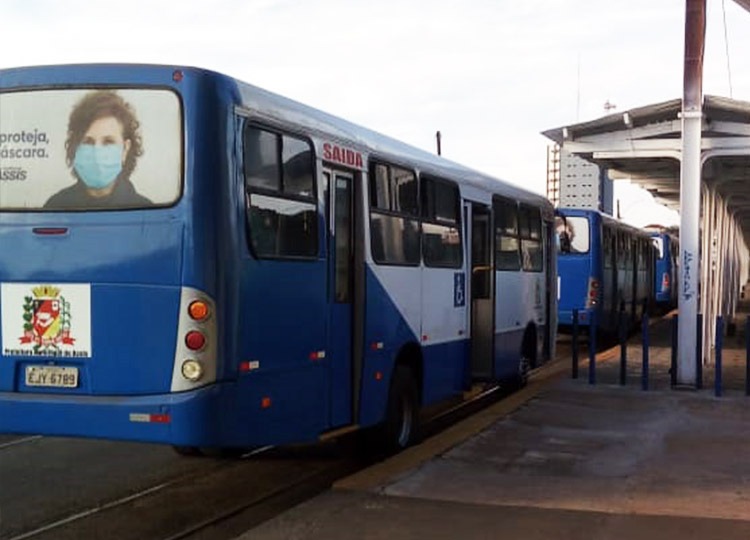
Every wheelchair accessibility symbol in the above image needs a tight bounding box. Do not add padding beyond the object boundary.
[454,273,466,307]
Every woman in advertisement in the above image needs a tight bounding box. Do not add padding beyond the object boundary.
[45,90,152,209]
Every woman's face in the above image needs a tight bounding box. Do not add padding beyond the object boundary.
[81,116,131,161]
[72,116,132,192]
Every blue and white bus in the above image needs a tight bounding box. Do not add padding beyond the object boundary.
[556,208,655,336]
[0,64,556,454]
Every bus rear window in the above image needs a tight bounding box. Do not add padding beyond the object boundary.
[0,88,182,210]
[556,216,590,254]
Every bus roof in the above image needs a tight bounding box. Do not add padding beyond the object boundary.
[556,207,653,238]
[0,63,551,213]
[232,76,550,210]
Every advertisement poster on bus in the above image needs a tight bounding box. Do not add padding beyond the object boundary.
[0,89,182,210]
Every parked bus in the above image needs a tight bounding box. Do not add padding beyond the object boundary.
[556,208,655,337]
[0,64,557,455]
[648,228,679,311]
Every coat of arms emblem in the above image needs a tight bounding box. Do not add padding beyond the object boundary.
[20,285,75,351]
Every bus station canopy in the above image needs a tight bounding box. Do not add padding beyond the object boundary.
[542,95,750,236]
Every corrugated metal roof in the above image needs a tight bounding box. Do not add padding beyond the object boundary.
[542,95,750,144]
[542,93,750,236]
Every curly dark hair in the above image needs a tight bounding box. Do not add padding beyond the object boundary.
[65,91,144,181]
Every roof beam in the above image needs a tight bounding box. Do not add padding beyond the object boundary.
[709,121,750,136]
[564,140,682,154]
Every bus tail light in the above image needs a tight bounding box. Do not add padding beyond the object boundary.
[188,300,210,321]
[586,277,600,308]
[185,331,206,351]
[181,359,204,381]
[171,288,217,392]
[661,272,670,292]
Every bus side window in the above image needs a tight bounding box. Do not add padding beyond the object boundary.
[493,197,520,270]
[248,204,277,256]
[519,205,542,272]
[243,125,318,259]
[245,128,280,191]
[368,162,420,266]
[554,215,572,253]
[617,233,625,269]
[370,218,386,262]
[603,227,612,268]
[283,137,314,198]
[421,176,462,268]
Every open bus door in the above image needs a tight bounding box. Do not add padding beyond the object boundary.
[543,219,554,362]
[466,202,494,380]
[324,168,362,428]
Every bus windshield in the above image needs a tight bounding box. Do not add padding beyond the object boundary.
[555,216,590,254]
[0,88,182,211]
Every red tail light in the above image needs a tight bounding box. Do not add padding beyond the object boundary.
[661,272,670,292]
[185,331,206,351]
[586,277,600,308]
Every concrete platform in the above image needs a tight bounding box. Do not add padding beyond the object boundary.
[238,314,750,539]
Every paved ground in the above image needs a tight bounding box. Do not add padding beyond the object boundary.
[238,311,750,539]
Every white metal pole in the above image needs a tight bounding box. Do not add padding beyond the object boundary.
[677,0,706,386]
[678,110,701,385]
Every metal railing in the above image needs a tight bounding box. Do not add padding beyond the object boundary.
[570,309,750,397]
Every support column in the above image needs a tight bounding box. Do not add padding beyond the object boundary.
[678,109,701,386]
[677,0,706,387]
[699,187,713,362]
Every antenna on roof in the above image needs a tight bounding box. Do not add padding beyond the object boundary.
[576,54,581,121]
[436,131,442,156]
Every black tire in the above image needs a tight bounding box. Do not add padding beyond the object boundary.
[380,366,420,455]
[518,355,531,388]
[504,355,530,392]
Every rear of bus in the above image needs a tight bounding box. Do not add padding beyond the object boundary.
[652,233,675,307]
[0,65,225,446]
[555,210,601,330]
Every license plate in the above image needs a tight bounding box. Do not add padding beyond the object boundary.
[25,365,79,388]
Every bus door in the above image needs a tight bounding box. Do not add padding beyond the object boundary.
[603,225,617,329]
[467,203,494,379]
[325,168,359,427]
[542,219,554,362]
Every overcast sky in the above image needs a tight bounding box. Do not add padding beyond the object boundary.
[3,0,750,226]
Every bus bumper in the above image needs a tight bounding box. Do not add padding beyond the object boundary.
[0,384,227,446]
[558,309,594,327]
[0,373,326,448]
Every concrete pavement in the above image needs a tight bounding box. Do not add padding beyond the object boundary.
[239,313,750,539]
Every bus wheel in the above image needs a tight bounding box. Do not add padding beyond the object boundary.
[505,355,530,391]
[382,366,420,454]
[518,355,531,388]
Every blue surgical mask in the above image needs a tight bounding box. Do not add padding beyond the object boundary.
[73,144,123,189]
